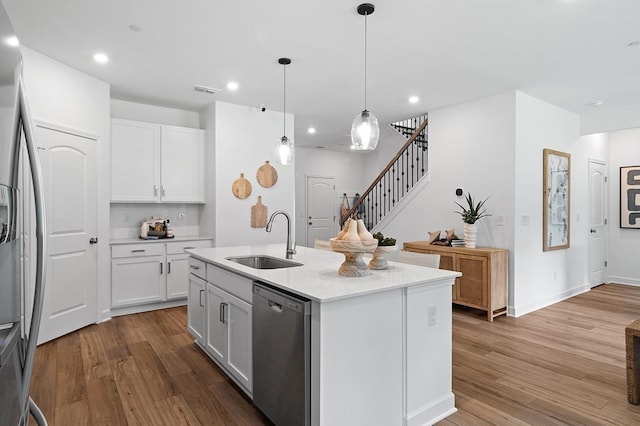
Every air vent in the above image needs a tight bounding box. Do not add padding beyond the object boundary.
[194,85,220,94]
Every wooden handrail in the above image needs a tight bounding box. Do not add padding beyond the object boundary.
[340,116,429,227]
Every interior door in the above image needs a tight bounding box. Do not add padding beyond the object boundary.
[36,124,97,344]
[306,176,335,246]
[588,159,608,287]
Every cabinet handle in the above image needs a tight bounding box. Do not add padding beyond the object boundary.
[222,303,228,324]
[190,265,200,270]
[154,185,158,196]
[199,289,204,307]
[219,302,224,323]
[160,263,163,274]
[162,185,166,196]
[131,249,145,253]
[168,261,171,274]
[184,246,196,250]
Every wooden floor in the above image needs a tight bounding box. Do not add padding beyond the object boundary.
[29,283,640,425]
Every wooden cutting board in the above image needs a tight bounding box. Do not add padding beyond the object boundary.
[251,196,268,228]
[256,160,278,188]
[232,173,252,199]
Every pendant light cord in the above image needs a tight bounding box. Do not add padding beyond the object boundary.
[364,11,368,110]
[283,62,286,136]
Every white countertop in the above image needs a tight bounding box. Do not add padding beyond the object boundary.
[187,244,460,303]
[110,235,213,245]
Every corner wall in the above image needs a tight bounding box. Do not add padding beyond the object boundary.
[214,101,294,247]
[608,128,640,285]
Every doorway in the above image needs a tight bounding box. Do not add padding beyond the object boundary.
[36,123,98,343]
[305,176,335,246]
[588,159,608,287]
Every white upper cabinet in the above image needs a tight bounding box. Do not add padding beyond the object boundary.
[111,119,205,203]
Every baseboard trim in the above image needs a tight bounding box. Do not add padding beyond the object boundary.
[511,284,590,317]
[404,392,456,426]
[110,298,186,317]
[607,276,640,286]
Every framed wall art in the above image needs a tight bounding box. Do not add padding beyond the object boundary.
[620,165,640,229]
[543,149,571,251]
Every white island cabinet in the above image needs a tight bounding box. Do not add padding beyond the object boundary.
[187,244,460,426]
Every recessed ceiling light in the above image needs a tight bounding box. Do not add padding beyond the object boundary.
[128,24,142,32]
[5,36,19,47]
[308,127,316,134]
[226,81,239,91]
[588,100,604,107]
[628,40,640,47]
[408,95,419,104]
[93,53,109,64]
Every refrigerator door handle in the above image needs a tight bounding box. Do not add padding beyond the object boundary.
[17,75,48,416]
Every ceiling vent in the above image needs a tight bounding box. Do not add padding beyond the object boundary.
[194,85,220,94]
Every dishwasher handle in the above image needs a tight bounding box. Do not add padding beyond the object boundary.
[268,300,283,313]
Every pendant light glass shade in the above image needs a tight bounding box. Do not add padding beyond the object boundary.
[351,3,379,151]
[351,109,379,150]
[275,57,294,165]
[275,135,294,165]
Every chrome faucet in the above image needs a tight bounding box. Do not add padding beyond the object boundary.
[266,210,296,259]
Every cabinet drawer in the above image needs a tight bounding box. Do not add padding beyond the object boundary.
[207,264,252,304]
[189,257,206,280]
[112,243,164,258]
[166,239,212,255]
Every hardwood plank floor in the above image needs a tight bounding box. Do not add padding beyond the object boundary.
[29,284,640,425]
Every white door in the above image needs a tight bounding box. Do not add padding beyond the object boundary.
[588,159,608,287]
[226,292,252,391]
[166,254,189,299]
[187,274,206,344]
[37,125,98,343]
[206,283,227,364]
[161,125,205,202]
[306,176,335,246]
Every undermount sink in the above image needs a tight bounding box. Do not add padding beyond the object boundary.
[225,255,303,270]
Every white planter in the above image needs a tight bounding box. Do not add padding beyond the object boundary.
[463,223,477,248]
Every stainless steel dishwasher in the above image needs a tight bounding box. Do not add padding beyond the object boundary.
[252,282,310,426]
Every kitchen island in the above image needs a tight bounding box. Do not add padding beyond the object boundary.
[187,244,460,426]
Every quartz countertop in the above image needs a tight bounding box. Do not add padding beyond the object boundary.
[187,244,460,303]
[110,235,213,245]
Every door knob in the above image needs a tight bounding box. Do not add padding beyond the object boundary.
[308,222,312,225]
[590,229,596,234]
[89,237,98,244]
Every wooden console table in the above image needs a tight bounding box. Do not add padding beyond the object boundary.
[403,242,508,321]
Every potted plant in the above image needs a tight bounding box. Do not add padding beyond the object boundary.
[454,193,490,248]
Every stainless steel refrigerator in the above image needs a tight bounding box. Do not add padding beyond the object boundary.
[0,2,47,425]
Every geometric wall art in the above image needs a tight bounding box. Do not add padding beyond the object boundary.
[620,165,640,229]
[543,148,571,251]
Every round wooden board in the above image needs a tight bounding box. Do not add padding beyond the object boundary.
[232,173,252,199]
[256,160,278,188]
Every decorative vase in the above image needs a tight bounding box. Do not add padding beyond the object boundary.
[368,245,398,270]
[463,223,477,248]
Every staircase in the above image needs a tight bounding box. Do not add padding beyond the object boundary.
[341,114,429,229]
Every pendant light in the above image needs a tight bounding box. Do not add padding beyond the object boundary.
[351,3,379,151]
[275,57,294,165]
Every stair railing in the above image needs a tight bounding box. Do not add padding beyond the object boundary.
[340,115,429,229]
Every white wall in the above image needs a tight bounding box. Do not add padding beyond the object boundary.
[377,92,516,253]
[214,101,294,247]
[608,128,640,285]
[294,147,370,246]
[111,98,201,128]
[20,47,112,321]
[513,92,583,316]
[199,102,216,238]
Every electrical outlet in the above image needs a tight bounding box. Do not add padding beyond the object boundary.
[428,305,437,327]
[178,212,186,222]
[123,213,130,223]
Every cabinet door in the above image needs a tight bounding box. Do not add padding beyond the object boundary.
[206,283,227,364]
[166,254,189,299]
[455,254,488,308]
[111,119,160,202]
[160,126,205,203]
[187,274,206,344]
[226,292,252,392]
[111,255,164,307]
[428,250,458,300]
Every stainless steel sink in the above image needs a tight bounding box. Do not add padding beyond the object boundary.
[225,255,302,270]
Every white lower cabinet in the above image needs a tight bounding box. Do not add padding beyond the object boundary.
[111,239,211,309]
[197,264,253,395]
[187,273,206,345]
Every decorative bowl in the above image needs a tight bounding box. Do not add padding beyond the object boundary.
[368,245,398,270]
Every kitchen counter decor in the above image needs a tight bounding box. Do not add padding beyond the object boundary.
[368,232,397,270]
[232,173,252,199]
[256,160,278,188]
[330,218,378,277]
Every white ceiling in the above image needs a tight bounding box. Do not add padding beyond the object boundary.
[3,0,640,150]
